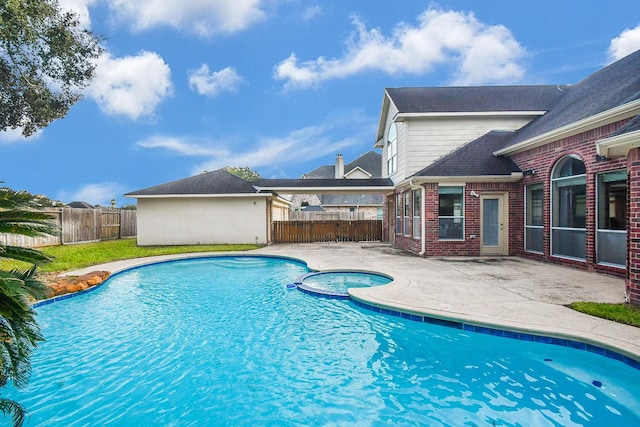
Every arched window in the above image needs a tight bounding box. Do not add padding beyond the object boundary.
[551,155,586,259]
[387,123,398,175]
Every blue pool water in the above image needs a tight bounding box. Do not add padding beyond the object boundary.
[7,256,640,426]
[298,271,392,297]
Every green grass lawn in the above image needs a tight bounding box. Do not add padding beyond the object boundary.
[36,239,261,273]
[567,301,640,328]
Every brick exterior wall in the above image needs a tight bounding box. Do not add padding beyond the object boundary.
[390,181,521,257]
[510,120,629,278]
[389,119,632,290]
[627,148,640,304]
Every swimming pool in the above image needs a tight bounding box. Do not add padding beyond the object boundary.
[7,256,640,426]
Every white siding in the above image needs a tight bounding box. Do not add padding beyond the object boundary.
[403,115,537,178]
[137,197,268,245]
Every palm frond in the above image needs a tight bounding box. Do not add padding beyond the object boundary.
[0,211,59,237]
[0,397,25,427]
[0,246,52,265]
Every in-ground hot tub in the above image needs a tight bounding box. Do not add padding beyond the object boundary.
[295,270,393,298]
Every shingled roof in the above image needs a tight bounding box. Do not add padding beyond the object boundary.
[507,49,640,147]
[414,131,520,178]
[302,151,382,179]
[126,168,259,196]
[386,85,568,114]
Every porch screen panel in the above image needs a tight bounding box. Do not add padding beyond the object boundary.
[551,156,586,260]
[525,183,544,253]
[596,170,627,267]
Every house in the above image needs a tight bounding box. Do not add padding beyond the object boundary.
[125,169,291,245]
[125,168,394,246]
[290,151,384,219]
[377,49,640,305]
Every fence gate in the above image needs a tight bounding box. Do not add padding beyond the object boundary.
[101,211,121,240]
[272,220,382,243]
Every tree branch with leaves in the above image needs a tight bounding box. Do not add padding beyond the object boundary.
[0,0,102,136]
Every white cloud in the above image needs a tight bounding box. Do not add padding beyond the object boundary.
[136,135,227,156]
[194,113,373,174]
[87,51,173,120]
[302,6,321,22]
[57,182,127,206]
[608,24,640,62]
[274,6,526,88]
[188,65,243,97]
[106,0,266,37]
[136,114,373,175]
[0,128,43,144]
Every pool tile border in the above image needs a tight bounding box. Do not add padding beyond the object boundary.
[351,299,640,371]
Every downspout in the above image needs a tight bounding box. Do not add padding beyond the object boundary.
[419,184,426,256]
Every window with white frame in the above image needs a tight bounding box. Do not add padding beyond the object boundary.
[413,189,421,239]
[525,183,544,253]
[596,170,626,267]
[551,156,586,260]
[387,123,398,175]
[395,193,402,234]
[438,186,464,240]
[404,192,411,235]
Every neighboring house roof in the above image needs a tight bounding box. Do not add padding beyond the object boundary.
[344,151,382,178]
[385,85,568,114]
[413,131,520,178]
[302,165,335,179]
[500,49,640,153]
[301,205,325,212]
[320,194,384,206]
[126,168,260,197]
[66,201,95,209]
[302,151,382,179]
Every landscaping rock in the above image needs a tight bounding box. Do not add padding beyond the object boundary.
[41,271,110,300]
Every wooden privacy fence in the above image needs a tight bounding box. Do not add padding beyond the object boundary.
[0,208,137,248]
[273,220,382,243]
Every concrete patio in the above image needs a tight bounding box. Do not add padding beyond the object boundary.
[66,242,640,360]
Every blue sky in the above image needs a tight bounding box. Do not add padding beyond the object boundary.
[2,0,640,206]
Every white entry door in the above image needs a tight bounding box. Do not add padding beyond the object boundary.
[480,193,508,255]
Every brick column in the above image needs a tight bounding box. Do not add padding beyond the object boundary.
[627,148,640,305]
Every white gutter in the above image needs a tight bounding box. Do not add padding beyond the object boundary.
[125,193,274,199]
[596,129,640,158]
[419,184,426,256]
[252,185,395,195]
[495,99,640,156]
[395,173,523,188]
[394,111,547,121]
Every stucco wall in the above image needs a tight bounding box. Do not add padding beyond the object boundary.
[136,196,269,245]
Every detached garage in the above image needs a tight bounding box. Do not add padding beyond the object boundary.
[125,169,290,245]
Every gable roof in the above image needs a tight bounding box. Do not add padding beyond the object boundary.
[302,151,382,179]
[499,49,640,154]
[126,168,260,197]
[385,85,568,114]
[414,131,520,178]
